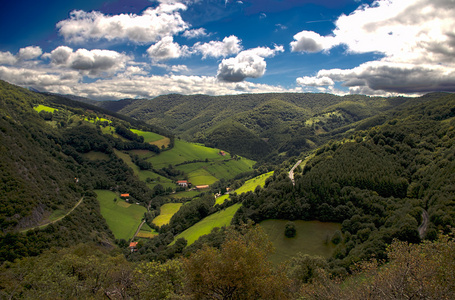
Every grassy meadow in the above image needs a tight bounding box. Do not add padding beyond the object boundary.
[259,219,341,265]
[137,222,159,239]
[95,190,147,240]
[172,203,242,246]
[147,140,229,169]
[130,129,164,143]
[113,149,175,190]
[152,203,183,226]
[34,104,57,113]
[215,171,273,205]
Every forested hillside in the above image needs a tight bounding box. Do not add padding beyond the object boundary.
[0,80,174,262]
[98,93,425,160]
[1,80,454,299]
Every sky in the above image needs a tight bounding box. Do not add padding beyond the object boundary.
[0,0,454,100]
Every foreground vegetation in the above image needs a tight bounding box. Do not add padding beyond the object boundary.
[1,225,454,299]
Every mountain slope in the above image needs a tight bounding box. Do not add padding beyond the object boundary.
[98,93,422,160]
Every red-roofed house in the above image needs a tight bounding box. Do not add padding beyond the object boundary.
[121,193,130,198]
[177,180,188,187]
[129,242,138,252]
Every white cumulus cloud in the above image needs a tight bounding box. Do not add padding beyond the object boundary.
[193,35,242,59]
[0,52,18,65]
[217,45,284,82]
[292,0,455,95]
[17,46,43,60]
[47,46,130,76]
[57,3,188,44]
[296,76,334,87]
[182,28,208,39]
[147,36,190,61]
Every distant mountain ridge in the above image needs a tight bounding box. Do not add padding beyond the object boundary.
[96,92,438,161]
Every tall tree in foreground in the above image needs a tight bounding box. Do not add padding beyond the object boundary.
[182,224,291,300]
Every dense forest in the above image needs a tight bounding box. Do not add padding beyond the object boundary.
[1,80,454,299]
[97,92,418,161]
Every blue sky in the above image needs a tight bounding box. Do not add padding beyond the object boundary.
[0,0,454,100]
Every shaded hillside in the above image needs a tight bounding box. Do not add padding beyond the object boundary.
[233,92,455,268]
[98,93,421,160]
[0,81,172,262]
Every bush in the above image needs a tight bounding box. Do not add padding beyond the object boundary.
[285,221,297,238]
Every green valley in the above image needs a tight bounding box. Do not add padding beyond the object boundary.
[1,80,455,299]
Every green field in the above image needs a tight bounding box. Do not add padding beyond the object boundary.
[152,203,183,226]
[176,159,255,185]
[130,129,164,143]
[172,203,242,246]
[169,191,201,199]
[215,171,273,205]
[34,104,57,113]
[259,219,341,265]
[113,149,175,190]
[147,140,230,169]
[137,222,159,239]
[95,190,147,240]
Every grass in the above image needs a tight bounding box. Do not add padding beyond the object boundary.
[176,159,255,183]
[47,209,66,222]
[215,171,273,205]
[187,168,218,186]
[130,129,164,143]
[259,219,341,265]
[95,190,147,241]
[113,149,175,190]
[170,191,201,199]
[137,222,159,238]
[151,137,171,149]
[147,140,228,169]
[34,104,57,113]
[172,203,242,246]
[152,203,183,226]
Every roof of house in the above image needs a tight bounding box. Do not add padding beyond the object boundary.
[121,193,130,197]
[129,242,138,248]
[177,180,188,183]
[196,185,210,189]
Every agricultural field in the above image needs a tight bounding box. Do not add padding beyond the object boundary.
[95,190,147,241]
[176,159,255,185]
[169,190,201,199]
[259,219,341,265]
[34,104,57,113]
[137,222,159,239]
[172,203,242,246]
[113,149,175,190]
[152,203,183,226]
[147,140,229,169]
[130,129,164,143]
[215,171,273,205]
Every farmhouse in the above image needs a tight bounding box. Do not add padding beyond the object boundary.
[129,242,138,252]
[120,193,130,198]
[177,180,188,187]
